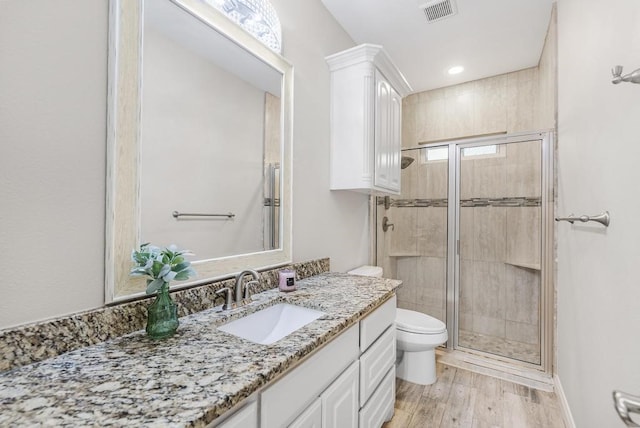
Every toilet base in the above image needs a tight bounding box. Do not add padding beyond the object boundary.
[396,348,436,385]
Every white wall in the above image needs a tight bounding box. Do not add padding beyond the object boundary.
[0,0,365,329]
[0,0,108,329]
[557,0,640,426]
[270,0,369,273]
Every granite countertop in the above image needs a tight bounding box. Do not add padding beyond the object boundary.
[0,273,400,427]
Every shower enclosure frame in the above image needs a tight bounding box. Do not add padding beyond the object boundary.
[374,130,555,378]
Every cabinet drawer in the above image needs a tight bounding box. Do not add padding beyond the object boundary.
[359,326,395,407]
[261,324,359,428]
[358,366,395,428]
[360,295,396,352]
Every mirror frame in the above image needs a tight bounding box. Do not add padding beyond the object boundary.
[105,0,293,302]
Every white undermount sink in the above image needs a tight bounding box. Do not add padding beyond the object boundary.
[217,303,325,345]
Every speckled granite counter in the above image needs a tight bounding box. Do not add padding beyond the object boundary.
[0,273,401,427]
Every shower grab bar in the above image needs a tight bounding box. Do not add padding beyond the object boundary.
[555,211,610,227]
[613,390,640,427]
[172,211,235,219]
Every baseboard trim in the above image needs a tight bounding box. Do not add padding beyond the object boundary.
[553,374,576,428]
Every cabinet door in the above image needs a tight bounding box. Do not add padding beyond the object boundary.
[374,70,402,192]
[321,360,359,428]
[289,398,322,428]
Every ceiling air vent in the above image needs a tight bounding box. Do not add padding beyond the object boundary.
[420,0,457,23]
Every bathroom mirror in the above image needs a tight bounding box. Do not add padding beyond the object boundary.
[106,0,293,301]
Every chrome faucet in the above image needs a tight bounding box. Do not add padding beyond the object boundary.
[234,269,260,305]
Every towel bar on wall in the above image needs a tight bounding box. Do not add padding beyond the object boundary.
[555,211,610,227]
[172,211,235,219]
[614,390,640,427]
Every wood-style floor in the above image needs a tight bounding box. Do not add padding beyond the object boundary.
[382,363,566,428]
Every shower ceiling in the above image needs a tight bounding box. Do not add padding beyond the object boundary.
[320,0,554,93]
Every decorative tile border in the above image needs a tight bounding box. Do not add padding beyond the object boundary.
[0,258,330,372]
[378,197,541,208]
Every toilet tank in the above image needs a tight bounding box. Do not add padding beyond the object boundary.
[347,265,383,278]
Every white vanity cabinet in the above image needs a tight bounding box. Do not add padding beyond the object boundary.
[220,295,397,428]
[326,44,411,195]
[261,324,360,428]
[358,296,397,427]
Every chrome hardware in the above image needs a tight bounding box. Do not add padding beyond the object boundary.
[555,211,610,227]
[244,280,259,301]
[612,65,640,85]
[216,287,234,310]
[234,270,260,307]
[172,211,235,219]
[384,196,391,210]
[613,390,640,427]
[382,216,395,232]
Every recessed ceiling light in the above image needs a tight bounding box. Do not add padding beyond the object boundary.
[448,66,464,75]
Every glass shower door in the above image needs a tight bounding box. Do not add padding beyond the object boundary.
[382,145,449,324]
[456,139,543,365]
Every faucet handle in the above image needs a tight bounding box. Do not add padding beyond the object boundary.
[243,280,259,302]
[613,65,624,77]
[216,287,234,310]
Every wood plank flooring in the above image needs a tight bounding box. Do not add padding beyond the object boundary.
[382,363,566,428]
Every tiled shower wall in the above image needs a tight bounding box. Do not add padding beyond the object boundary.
[377,13,556,362]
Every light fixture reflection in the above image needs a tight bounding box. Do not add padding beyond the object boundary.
[447,65,464,75]
[205,0,282,53]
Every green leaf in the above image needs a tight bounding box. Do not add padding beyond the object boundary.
[146,278,165,294]
[174,262,190,272]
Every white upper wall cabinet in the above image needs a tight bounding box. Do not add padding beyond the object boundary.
[326,44,411,195]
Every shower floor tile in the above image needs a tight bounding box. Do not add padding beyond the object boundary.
[458,330,540,365]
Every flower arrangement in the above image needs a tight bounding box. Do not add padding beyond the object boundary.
[130,243,197,294]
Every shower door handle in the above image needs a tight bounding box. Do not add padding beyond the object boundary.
[614,390,640,427]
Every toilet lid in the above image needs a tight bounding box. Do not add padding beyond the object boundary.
[396,308,446,334]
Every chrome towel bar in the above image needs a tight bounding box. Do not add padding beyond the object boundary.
[172,211,235,219]
[555,211,610,227]
[614,390,640,427]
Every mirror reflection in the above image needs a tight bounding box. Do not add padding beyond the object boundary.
[140,0,282,260]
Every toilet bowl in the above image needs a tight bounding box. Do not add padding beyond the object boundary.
[395,308,447,385]
[348,265,448,386]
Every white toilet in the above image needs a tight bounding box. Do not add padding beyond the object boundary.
[348,265,448,385]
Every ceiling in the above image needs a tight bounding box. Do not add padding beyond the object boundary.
[320,0,554,93]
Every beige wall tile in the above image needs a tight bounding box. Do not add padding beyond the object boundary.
[459,207,474,260]
[416,207,447,257]
[472,207,507,262]
[505,320,539,345]
[396,256,418,305]
[400,152,419,199]
[418,158,448,199]
[472,261,506,320]
[389,207,418,256]
[473,74,508,135]
[469,154,508,198]
[402,95,418,149]
[459,157,475,200]
[504,264,540,324]
[445,88,474,139]
[506,68,539,133]
[459,259,474,316]
[505,140,541,198]
[472,314,506,338]
[506,207,541,266]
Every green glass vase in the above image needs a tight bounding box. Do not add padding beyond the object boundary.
[146,283,179,339]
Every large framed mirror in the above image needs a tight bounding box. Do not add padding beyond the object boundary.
[106,0,293,302]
